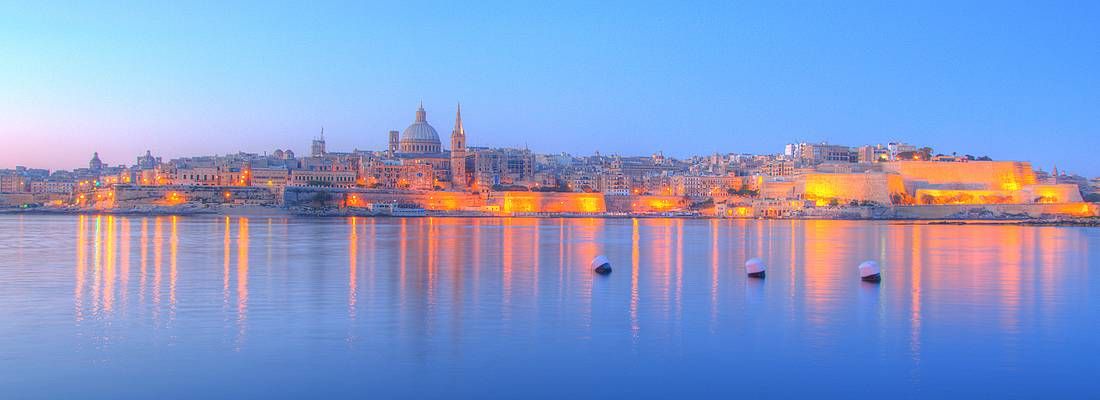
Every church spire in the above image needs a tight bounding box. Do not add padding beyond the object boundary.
[453,102,464,136]
[450,102,467,190]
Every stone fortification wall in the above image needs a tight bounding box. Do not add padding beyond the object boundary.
[882,161,1037,191]
[797,173,905,204]
[113,185,277,207]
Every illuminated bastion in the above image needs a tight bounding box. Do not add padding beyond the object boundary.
[796,173,906,205]
[881,161,1037,192]
[792,162,1083,207]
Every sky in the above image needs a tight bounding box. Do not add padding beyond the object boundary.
[1,1,1098,175]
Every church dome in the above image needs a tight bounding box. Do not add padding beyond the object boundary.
[399,104,442,153]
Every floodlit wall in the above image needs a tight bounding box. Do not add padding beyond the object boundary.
[284,188,481,210]
[882,161,1037,191]
[760,180,797,200]
[1021,184,1083,203]
[914,184,1083,205]
[283,189,686,214]
[605,195,687,213]
[914,189,1022,205]
[111,185,278,207]
[497,192,606,214]
[797,173,905,205]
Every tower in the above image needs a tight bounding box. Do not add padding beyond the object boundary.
[311,127,326,157]
[450,103,467,189]
[388,130,400,154]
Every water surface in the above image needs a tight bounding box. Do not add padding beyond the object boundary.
[0,215,1097,398]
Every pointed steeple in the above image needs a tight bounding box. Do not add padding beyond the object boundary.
[450,102,467,189]
[453,102,464,136]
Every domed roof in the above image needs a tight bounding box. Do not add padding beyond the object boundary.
[401,104,441,144]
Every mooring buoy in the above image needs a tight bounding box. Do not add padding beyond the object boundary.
[745,258,766,278]
[592,255,612,275]
[859,260,881,282]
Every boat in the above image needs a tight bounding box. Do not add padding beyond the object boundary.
[370,202,426,217]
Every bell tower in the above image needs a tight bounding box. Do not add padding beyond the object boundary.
[450,103,467,190]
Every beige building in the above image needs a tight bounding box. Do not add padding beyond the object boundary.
[363,161,433,191]
[670,175,744,198]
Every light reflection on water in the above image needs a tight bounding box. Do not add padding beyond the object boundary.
[0,215,1097,398]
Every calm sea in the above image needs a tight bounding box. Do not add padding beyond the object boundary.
[0,215,1096,398]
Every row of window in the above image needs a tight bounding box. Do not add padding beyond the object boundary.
[293,175,355,182]
[402,144,440,153]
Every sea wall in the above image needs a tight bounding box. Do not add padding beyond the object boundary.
[495,192,606,213]
[887,202,1098,219]
[284,187,482,210]
[110,185,277,207]
[0,193,35,207]
[283,188,687,214]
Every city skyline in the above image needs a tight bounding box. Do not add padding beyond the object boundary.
[3,1,1099,175]
[1,101,1086,177]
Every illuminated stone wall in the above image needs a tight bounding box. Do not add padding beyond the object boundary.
[796,173,906,205]
[285,188,482,211]
[914,189,1022,205]
[913,184,1082,205]
[759,180,796,200]
[497,192,606,214]
[109,185,278,207]
[284,189,688,214]
[605,195,687,213]
[882,161,1037,191]
[1021,184,1083,203]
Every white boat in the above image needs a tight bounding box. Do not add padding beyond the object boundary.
[370,202,426,217]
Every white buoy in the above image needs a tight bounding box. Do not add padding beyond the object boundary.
[745,258,766,278]
[591,255,612,275]
[859,260,881,282]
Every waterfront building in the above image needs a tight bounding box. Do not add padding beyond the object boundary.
[250,167,290,189]
[289,155,358,188]
[363,160,433,190]
[470,147,535,189]
[671,175,745,198]
[38,180,75,195]
[0,174,27,193]
[288,168,357,188]
[599,171,630,195]
[173,166,221,186]
[563,170,599,193]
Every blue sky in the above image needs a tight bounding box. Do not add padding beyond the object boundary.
[2,1,1098,175]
